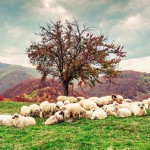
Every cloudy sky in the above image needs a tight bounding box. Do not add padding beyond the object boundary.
[0,0,150,72]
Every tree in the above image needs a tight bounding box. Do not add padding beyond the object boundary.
[26,19,126,96]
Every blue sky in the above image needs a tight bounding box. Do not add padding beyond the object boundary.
[0,0,150,72]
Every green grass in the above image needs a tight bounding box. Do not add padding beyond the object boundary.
[0,101,150,150]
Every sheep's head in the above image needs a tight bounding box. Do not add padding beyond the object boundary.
[138,103,145,109]
[112,95,117,101]
[59,111,65,118]
[12,114,19,119]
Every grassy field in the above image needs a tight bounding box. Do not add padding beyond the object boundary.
[0,101,150,150]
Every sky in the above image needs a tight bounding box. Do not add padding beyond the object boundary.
[0,0,150,72]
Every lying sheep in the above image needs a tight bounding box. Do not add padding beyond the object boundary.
[113,101,131,110]
[63,103,86,119]
[130,103,147,116]
[57,96,67,102]
[114,104,132,118]
[84,110,95,118]
[56,101,65,109]
[20,106,31,117]
[29,104,41,117]
[142,99,150,109]
[12,114,36,128]
[91,109,107,120]
[79,100,98,111]
[40,101,59,118]
[64,100,70,105]
[65,96,79,103]
[44,111,64,125]
[0,114,14,126]
[103,105,116,116]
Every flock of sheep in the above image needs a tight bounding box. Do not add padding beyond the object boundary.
[0,95,150,128]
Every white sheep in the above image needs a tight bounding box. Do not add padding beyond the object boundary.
[64,100,70,105]
[56,101,65,109]
[29,104,41,117]
[64,103,86,119]
[20,106,31,117]
[79,100,98,111]
[114,107,132,118]
[57,96,67,102]
[77,97,86,101]
[65,96,79,103]
[91,109,107,120]
[130,103,147,116]
[12,114,36,128]
[0,115,14,126]
[142,99,150,109]
[44,111,64,125]
[113,101,131,110]
[84,110,95,118]
[103,105,116,116]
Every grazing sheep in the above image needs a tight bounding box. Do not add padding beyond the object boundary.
[29,104,41,117]
[79,100,98,111]
[130,103,147,116]
[91,109,107,120]
[64,103,86,119]
[0,115,14,126]
[20,106,31,117]
[64,100,70,105]
[44,111,64,125]
[12,114,36,128]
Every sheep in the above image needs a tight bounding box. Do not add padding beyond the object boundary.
[64,100,70,105]
[91,109,107,120]
[29,104,41,117]
[87,97,99,103]
[56,101,65,109]
[63,103,86,119]
[142,99,150,109]
[12,114,36,128]
[0,115,14,126]
[113,101,131,110]
[57,96,67,102]
[44,111,64,125]
[40,101,59,118]
[103,105,116,116]
[79,100,98,111]
[20,106,31,117]
[113,104,132,118]
[65,96,79,103]
[84,110,95,118]
[130,103,147,116]
[77,97,86,101]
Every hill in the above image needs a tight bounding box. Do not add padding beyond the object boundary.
[0,101,150,149]
[84,70,150,101]
[0,62,40,94]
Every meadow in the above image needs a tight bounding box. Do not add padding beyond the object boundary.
[0,101,150,150]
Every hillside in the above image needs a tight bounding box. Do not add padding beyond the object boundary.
[1,70,150,102]
[0,62,40,94]
[84,70,150,101]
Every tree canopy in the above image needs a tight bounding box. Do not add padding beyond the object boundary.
[26,19,126,96]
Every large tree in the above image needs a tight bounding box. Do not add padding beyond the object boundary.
[26,19,125,96]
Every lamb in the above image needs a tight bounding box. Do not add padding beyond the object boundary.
[44,111,64,125]
[91,109,107,120]
[12,114,36,128]
[0,115,14,126]
[29,104,41,117]
[130,103,147,116]
[20,106,31,117]
[63,103,86,119]
[79,100,98,111]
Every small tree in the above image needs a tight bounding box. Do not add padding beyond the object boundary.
[26,19,125,96]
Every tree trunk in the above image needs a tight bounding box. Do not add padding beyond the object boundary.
[62,81,69,96]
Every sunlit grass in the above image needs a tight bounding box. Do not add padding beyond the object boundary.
[0,101,150,150]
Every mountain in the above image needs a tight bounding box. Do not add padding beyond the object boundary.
[84,70,150,101]
[0,62,41,94]
[1,70,150,102]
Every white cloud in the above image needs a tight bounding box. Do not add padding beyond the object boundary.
[0,55,34,68]
[119,56,150,73]
[3,46,19,55]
